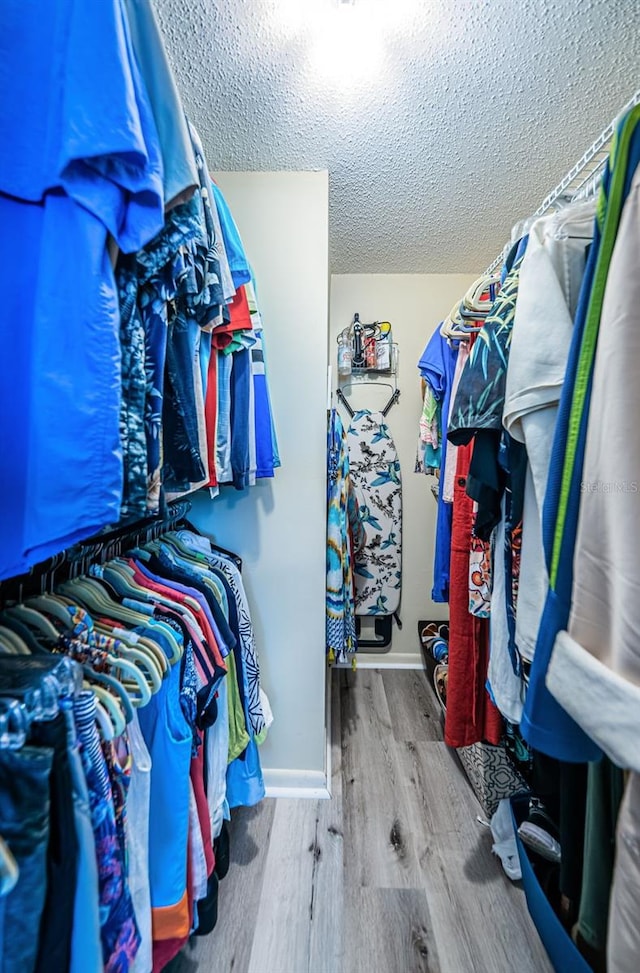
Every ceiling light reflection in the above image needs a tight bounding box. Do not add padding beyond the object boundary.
[274,0,426,88]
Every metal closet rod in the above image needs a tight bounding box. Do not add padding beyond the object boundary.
[483,88,640,276]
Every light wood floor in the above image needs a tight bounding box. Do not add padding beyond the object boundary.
[168,668,552,973]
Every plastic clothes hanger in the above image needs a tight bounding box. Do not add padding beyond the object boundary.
[98,561,158,601]
[162,532,215,566]
[26,594,82,631]
[0,616,48,655]
[59,578,151,628]
[92,563,177,669]
[91,618,164,684]
[174,522,244,570]
[101,655,151,708]
[463,274,501,312]
[83,667,135,724]
[37,595,160,674]
[94,633,162,695]
[440,300,467,340]
[105,561,186,665]
[126,554,203,616]
[441,295,486,341]
[54,586,152,705]
[88,681,126,736]
[0,628,29,655]
[60,625,151,706]
[90,691,116,741]
[151,538,228,608]
[95,621,168,681]
[144,541,234,624]
[52,578,162,688]
[170,527,212,557]
[3,605,60,642]
[440,272,501,343]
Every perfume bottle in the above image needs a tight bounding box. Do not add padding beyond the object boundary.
[337,332,352,376]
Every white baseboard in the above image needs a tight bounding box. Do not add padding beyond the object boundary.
[351,652,425,670]
[263,767,331,800]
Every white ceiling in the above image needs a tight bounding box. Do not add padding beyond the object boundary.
[155,0,640,274]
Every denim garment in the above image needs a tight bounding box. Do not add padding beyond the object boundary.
[163,312,207,490]
[29,712,79,973]
[0,746,53,973]
[0,897,5,967]
[137,197,202,513]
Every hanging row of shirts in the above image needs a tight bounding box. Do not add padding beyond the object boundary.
[417,103,640,972]
[0,525,270,973]
[0,0,280,583]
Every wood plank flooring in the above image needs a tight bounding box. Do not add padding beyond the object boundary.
[167,668,552,973]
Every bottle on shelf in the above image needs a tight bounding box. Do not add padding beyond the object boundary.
[352,313,365,367]
[376,321,392,370]
[337,331,352,376]
[365,326,378,368]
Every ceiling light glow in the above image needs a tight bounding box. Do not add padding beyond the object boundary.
[309,3,384,87]
[274,0,426,92]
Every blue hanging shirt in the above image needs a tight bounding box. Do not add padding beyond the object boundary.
[418,327,458,602]
[211,183,252,289]
[0,0,164,580]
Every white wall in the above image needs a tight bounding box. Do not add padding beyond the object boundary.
[191,172,329,790]
[330,274,475,666]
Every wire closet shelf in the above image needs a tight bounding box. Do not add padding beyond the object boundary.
[483,88,640,276]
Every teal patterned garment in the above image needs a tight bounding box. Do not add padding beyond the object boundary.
[116,196,202,519]
[347,410,402,616]
[448,258,524,440]
[326,410,360,662]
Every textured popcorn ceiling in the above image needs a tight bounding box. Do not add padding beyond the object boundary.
[155,0,640,273]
